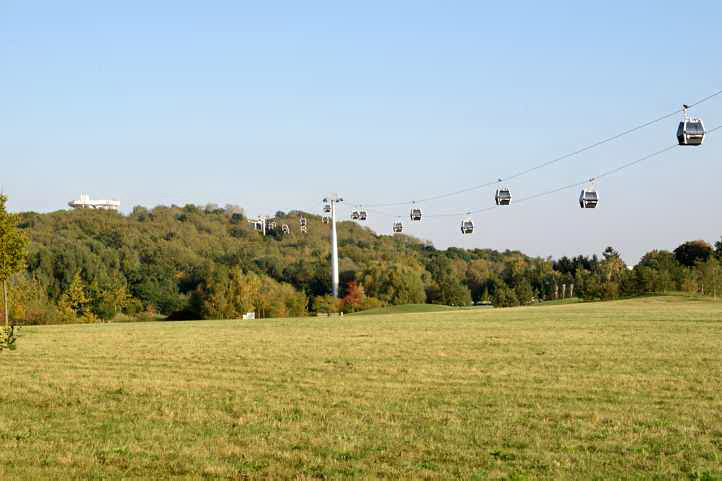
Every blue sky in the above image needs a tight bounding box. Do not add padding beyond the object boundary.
[2,1,721,263]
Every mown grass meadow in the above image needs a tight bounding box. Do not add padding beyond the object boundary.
[0,296,720,480]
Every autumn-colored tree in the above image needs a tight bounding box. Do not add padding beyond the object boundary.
[342,281,365,313]
[195,267,307,319]
[7,274,53,324]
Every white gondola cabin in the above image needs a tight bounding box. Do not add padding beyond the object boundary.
[495,188,512,206]
[393,221,403,233]
[460,218,474,234]
[351,210,360,220]
[281,224,290,234]
[299,217,307,227]
[410,207,423,221]
[323,203,331,213]
[579,188,599,209]
[677,105,705,146]
[359,210,367,221]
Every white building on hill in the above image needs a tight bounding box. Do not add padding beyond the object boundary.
[68,194,120,211]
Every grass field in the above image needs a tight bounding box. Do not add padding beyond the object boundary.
[1,296,721,480]
[348,303,464,315]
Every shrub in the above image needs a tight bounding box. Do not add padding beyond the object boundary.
[358,296,385,311]
[314,295,341,314]
[0,326,17,351]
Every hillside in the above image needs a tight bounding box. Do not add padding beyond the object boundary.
[4,204,722,324]
[9,206,534,322]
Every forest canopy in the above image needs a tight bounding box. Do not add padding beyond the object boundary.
[2,204,721,324]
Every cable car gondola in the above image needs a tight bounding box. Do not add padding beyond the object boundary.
[351,210,360,220]
[359,210,367,221]
[281,224,290,234]
[393,221,403,233]
[299,217,307,227]
[579,182,599,209]
[495,187,512,205]
[323,203,331,213]
[410,207,423,221]
[460,217,474,234]
[677,105,705,146]
[322,216,330,224]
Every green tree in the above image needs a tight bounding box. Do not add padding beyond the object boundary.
[600,246,626,282]
[277,282,308,317]
[627,266,662,295]
[425,255,472,306]
[514,280,534,305]
[492,284,519,308]
[314,295,341,314]
[194,268,307,320]
[481,286,490,304]
[427,278,472,306]
[89,273,132,320]
[0,195,29,333]
[580,274,602,301]
[7,273,56,325]
[674,240,712,267]
[635,250,682,292]
[696,258,722,298]
[360,262,427,305]
[58,273,96,323]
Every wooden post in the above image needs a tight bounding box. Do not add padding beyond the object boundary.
[3,279,8,328]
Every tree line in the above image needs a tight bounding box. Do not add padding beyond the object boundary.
[1,200,721,324]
